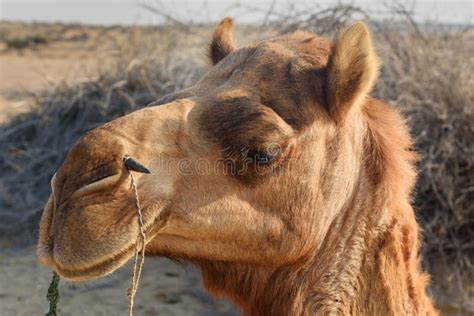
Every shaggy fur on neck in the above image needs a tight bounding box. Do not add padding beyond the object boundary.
[198,99,437,315]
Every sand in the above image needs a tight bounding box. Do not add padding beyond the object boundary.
[0,249,237,316]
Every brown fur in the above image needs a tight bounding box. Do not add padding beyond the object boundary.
[37,19,437,315]
[209,17,236,65]
[326,22,380,122]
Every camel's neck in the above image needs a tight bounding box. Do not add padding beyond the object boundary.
[199,100,436,315]
[200,192,435,315]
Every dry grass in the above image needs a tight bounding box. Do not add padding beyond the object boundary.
[374,26,473,309]
[0,3,472,312]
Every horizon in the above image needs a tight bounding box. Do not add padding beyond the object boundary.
[1,0,473,26]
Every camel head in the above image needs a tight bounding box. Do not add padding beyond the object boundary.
[38,18,380,282]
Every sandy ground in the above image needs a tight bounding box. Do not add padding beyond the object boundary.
[0,45,98,123]
[0,249,237,316]
[0,22,143,123]
[0,249,471,315]
[0,51,98,123]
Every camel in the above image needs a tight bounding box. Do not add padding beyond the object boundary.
[37,18,437,315]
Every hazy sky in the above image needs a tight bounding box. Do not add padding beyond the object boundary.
[1,0,472,25]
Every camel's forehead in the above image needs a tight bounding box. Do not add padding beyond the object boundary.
[223,31,331,73]
[261,31,331,60]
[203,31,332,103]
[198,32,331,131]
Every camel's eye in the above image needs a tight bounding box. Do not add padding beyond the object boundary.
[246,149,279,165]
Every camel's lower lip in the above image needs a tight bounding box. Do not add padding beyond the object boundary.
[50,222,164,281]
[38,203,170,281]
[54,242,136,281]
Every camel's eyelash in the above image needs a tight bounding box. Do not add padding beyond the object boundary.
[246,149,278,165]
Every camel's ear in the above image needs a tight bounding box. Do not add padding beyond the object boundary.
[326,22,379,121]
[209,17,236,65]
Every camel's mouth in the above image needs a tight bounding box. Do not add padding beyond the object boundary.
[53,240,137,281]
[50,227,161,281]
[37,201,170,282]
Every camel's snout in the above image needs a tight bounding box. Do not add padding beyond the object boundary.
[36,101,192,281]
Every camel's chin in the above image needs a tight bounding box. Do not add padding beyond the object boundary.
[46,222,164,281]
[54,245,135,282]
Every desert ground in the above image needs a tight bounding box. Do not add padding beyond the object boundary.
[0,249,237,316]
[0,13,472,316]
[0,22,177,122]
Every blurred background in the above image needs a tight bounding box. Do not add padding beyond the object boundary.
[0,0,472,315]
